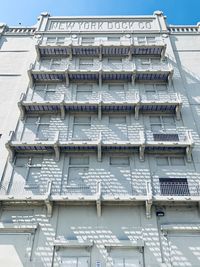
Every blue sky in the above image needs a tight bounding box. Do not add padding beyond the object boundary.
[0,0,199,26]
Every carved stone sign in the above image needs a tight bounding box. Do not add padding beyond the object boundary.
[48,19,156,32]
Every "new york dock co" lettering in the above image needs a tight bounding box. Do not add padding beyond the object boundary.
[48,20,153,32]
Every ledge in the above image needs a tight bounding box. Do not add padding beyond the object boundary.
[0,223,38,233]
[161,223,200,232]
[105,239,144,248]
[54,239,93,248]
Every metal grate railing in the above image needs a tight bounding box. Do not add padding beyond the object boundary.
[153,133,179,142]
[159,178,192,196]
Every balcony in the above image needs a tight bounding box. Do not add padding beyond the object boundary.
[145,130,193,161]
[0,178,152,217]
[153,178,200,202]
[36,38,166,60]
[28,60,173,85]
[18,90,182,120]
[6,129,193,163]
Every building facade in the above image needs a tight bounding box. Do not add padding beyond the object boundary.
[0,11,200,267]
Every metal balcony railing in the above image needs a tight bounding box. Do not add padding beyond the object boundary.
[28,60,173,85]
[36,38,166,59]
[18,91,181,122]
[0,180,50,197]
[154,179,200,197]
[6,129,194,163]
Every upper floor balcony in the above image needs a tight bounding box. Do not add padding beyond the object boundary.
[153,178,200,202]
[18,90,182,120]
[36,36,166,60]
[6,129,193,163]
[28,59,173,86]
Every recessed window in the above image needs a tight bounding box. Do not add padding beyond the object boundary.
[137,36,146,44]
[82,37,94,44]
[73,116,91,140]
[110,156,130,166]
[108,84,124,91]
[61,156,90,194]
[79,58,93,69]
[137,36,156,45]
[146,36,156,44]
[109,116,126,124]
[170,156,185,166]
[108,58,122,64]
[156,156,185,166]
[76,84,92,101]
[69,156,89,165]
[13,156,42,190]
[46,37,56,44]
[108,36,120,42]
[113,258,139,267]
[51,59,62,69]
[57,37,65,44]
[33,84,57,101]
[156,157,169,166]
[150,115,176,132]
[22,116,50,141]
[61,256,90,267]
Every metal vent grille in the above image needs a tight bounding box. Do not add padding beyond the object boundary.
[159,178,190,196]
[153,133,179,141]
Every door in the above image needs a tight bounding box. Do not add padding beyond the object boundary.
[108,247,143,267]
[0,233,30,267]
[167,233,200,267]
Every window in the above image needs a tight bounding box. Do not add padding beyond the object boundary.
[76,84,92,101]
[138,58,161,70]
[109,116,126,124]
[137,36,156,44]
[36,116,50,140]
[72,116,91,140]
[61,256,89,267]
[146,36,156,44]
[57,37,65,44]
[33,84,56,101]
[110,156,130,166]
[149,115,176,132]
[61,156,89,194]
[171,156,185,166]
[144,84,167,101]
[46,36,65,45]
[156,156,185,166]
[22,116,50,141]
[137,36,146,44]
[26,157,42,186]
[108,36,120,42]
[159,178,190,196]
[11,156,42,192]
[108,58,122,64]
[108,58,122,70]
[113,258,140,267]
[46,37,56,44]
[51,58,62,69]
[81,37,94,44]
[79,58,93,69]
[109,84,124,91]
[108,116,128,141]
[69,156,89,165]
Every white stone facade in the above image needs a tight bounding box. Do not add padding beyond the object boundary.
[0,11,200,266]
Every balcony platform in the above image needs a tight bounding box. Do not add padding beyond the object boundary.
[18,92,181,120]
[36,41,166,59]
[6,130,193,162]
[29,66,173,86]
